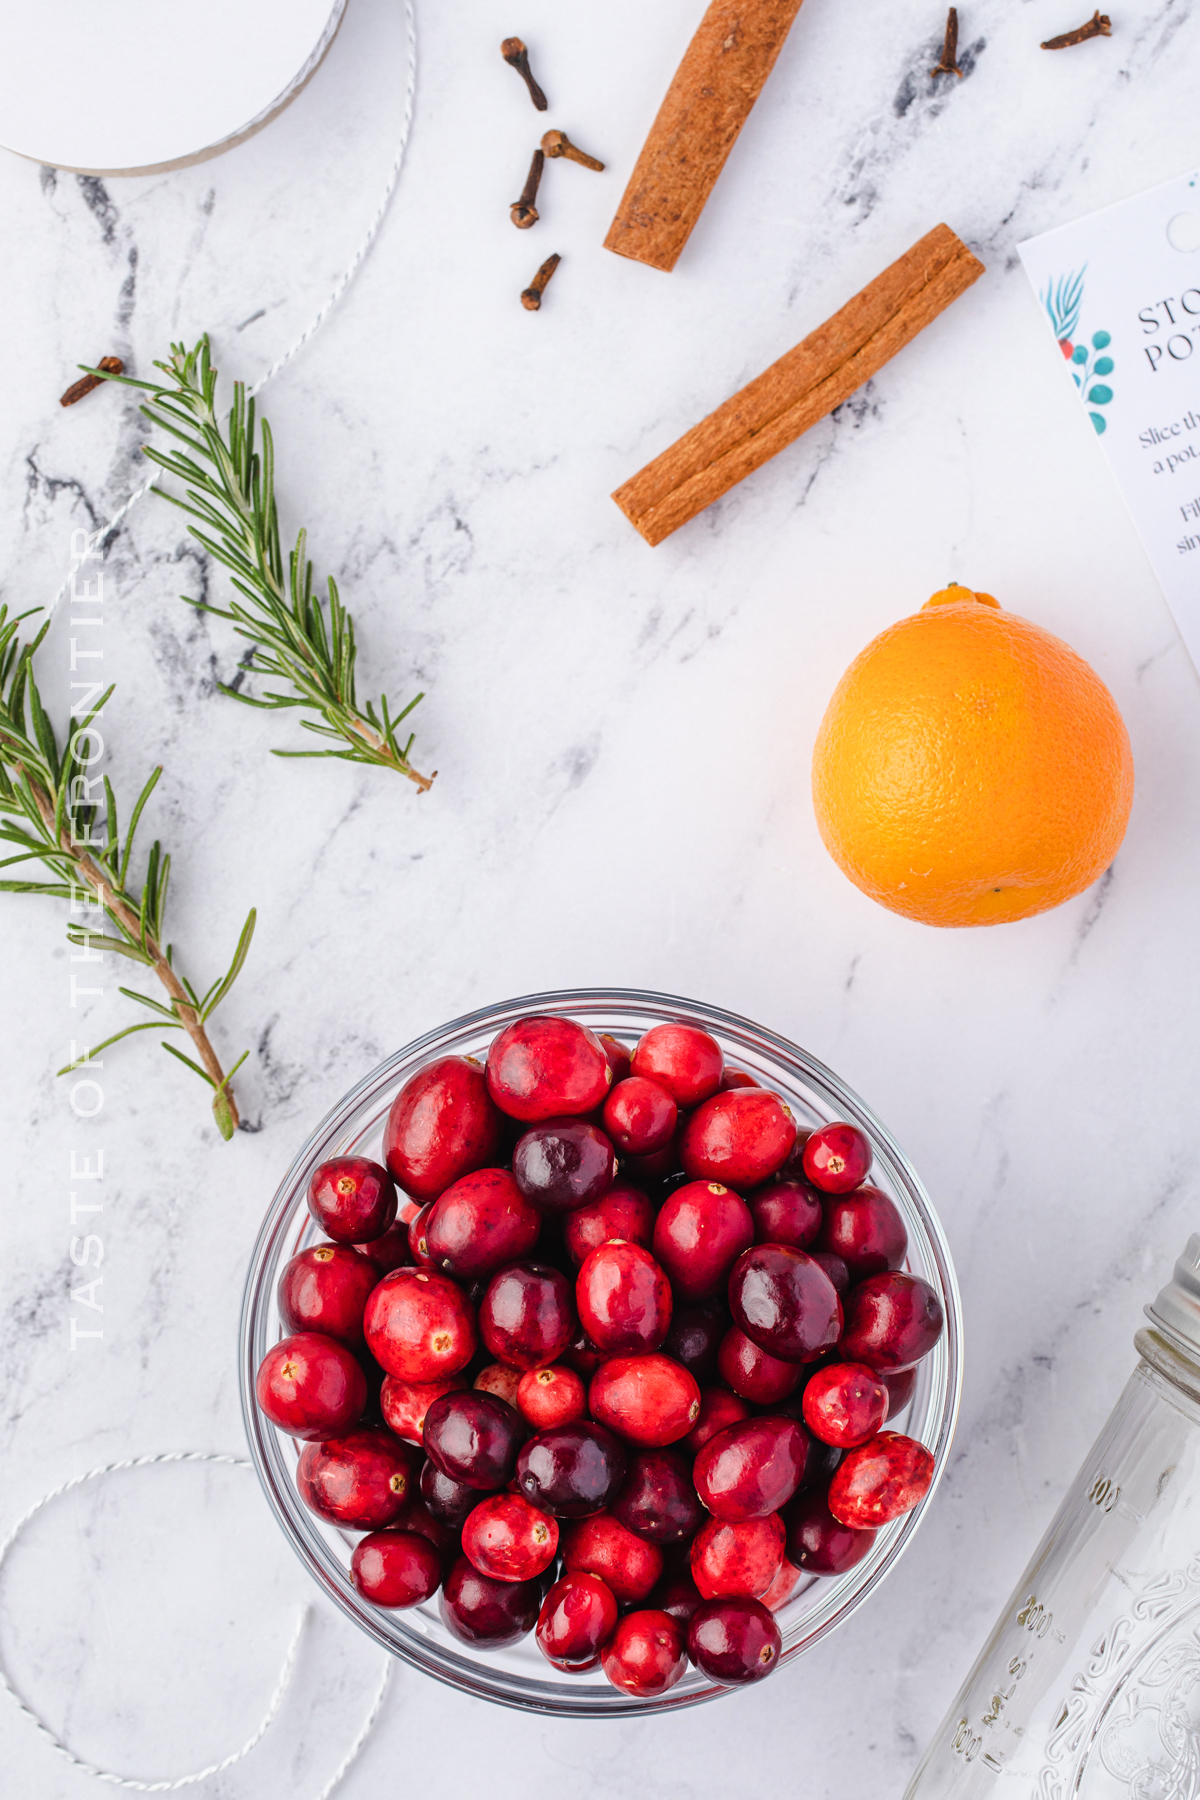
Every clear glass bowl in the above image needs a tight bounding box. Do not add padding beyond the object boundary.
[239,989,962,1718]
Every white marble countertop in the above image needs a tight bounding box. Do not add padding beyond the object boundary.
[3,0,1200,1794]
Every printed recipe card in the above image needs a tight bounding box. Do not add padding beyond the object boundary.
[1020,171,1200,673]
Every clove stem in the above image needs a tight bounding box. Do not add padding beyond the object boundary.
[931,7,963,76]
[1041,9,1111,47]
[521,253,561,311]
[511,148,545,229]
[501,37,548,110]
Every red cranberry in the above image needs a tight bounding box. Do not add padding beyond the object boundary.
[785,1485,876,1575]
[536,1571,619,1671]
[623,1137,683,1185]
[838,1271,944,1371]
[589,1354,701,1447]
[652,1180,754,1303]
[486,1016,612,1122]
[308,1157,397,1244]
[828,1432,935,1527]
[576,1241,672,1355]
[602,1077,678,1155]
[517,1363,587,1429]
[363,1267,477,1381]
[473,1363,522,1407]
[803,1121,872,1194]
[687,1596,782,1684]
[562,1513,664,1603]
[693,1417,810,1521]
[679,1090,797,1190]
[516,1420,628,1517]
[802,1362,888,1448]
[479,1262,576,1370]
[663,1303,726,1380]
[420,1459,479,1529]
[513,1118,616,1214]
[717,1327,803,1405]
[882,1366,917,1420]
[729,1245,842,1363]
[611,1449,705,1544]
[425,1168,541,1280]
[684,1387,753,1455]
[810,1250,850,1293]
[439,1554,542,1646]
[720,1069,761,1090]
[388,1494,458,1562]
[384,1055,503,1199]
[652,1565,704,1624]
[816,1186,907,1282]
[598,1034,632,1082]
[351,1529,442,1608]
[760,1556,804,1611]
[407,1205,436,1268]
[560,1326,608,1378]
[601,1610,687,1696]
[690,1513,785,1599]
[631,1023,723,1107]
[296,1427,415,1528]
[423,1391,526,1490]
[748,1180,824,1251]
[277,1245,378,1347]
[353,1222,412,1275]
[255,1333,367,1440]
[462,1493,559,1583]
[564,1182,655,1266]
[380,1373,468,1445]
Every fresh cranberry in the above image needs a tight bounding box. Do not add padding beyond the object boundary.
[693,1417,809,1521]
[560,1326,608,1377]
[424,1168,541,1280]
[353,1221,412,1275]
[384,1055,503,1199]
[827,1432,935,1527]
[663,1303,726,1380]
[748,1180,824,1251]
[652,1181,754,1303]
[687,1596,782,1684]
[623,1138,683,1185]
[810,1250,850,1293]
[255,1333,367,1440]
[511,1117,615,1214]
[690,1513,785,1599]
[760,1556,804,1611]
[351,1529,442,1608]
[563,1513,664,1603]
[602,1077,678,1155]
[517,1363,587,1429]
[785,1486,875,1574]
[536,1571,619,1670]
[473,1363,522,1407]
[651,1565,704,1624]
[684,1387,753,1455]
[611,1449,705,1543]
[420,1459,479,1529]
[308,1157,397,1244]
[598,1034,632,1082]
[576,1241,672,1355]
[802,1362,888,1448]
[296,1427,415,1528]
[407,1205,436,1268]
[563,1182,655,1266]
[516,1421,627,1516]
[803,1122,872,1194]
[439,1555,541,1646]
[729,1245,842,1363]
[631,1023,723,1107]
[589,1355,701,1447]
[719,1069,761,1090]
[423,1391,526,1490]
[388,1494,459,1562]
[277,1245,378,1347]
[479,1262,576,1370]
[882,1367,917,1420]
[679,1090,796,1190]
[462,1493,559,1583]
[486,1016,612,1122]
[380,1373,468,1445]
[717,1327,803,1405]
[816,1186,907,1282]
[601,1610,687,1696]
[838,1271,944,1371]
[363,1267,477,1381]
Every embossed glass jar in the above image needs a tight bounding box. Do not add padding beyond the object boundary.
[906,1234,1200,1796]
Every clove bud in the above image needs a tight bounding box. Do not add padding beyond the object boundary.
[1041,9,1111,46]
[501,37,548,111]
[541,129,605,172]
[60,355,123,407]
[511,148,545,229]
[521,253,561,311]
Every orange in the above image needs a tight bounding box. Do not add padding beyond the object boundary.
[811,585,1134,927]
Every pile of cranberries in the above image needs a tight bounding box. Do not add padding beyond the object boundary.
[255,1015,944,1697]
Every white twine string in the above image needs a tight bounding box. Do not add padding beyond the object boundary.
[48,0,419,618]
[0,1451,393,1796]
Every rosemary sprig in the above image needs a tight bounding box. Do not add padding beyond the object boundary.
[94,340,434,787]
[0,603,255,1140]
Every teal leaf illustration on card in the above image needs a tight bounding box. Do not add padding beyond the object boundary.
[1088,385,1113,405]
[1042,269,1115,434]
[1090,413,1107,433]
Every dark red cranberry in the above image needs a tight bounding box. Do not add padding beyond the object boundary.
[563,1182,655,1266]
[296,1427,415,1528]
[536,1572,619,1671]
[353,1221,412,1275]
[423,1391,526,1490]
[407,1204,436,1268]
[560,1326,608,1378]
[611,1449,705,1544]
[622,1137,683,1186]
[425,1168,541,1280]
[810,1250,850,1293]
[351,1529,442,1608]
[827,1432,935,1527]
[479,1262,576,1370]
[652,1180,754,1302]
[717,1327,803,1405]
[363,1267,477,1381]
[720,1069,761,1090]
[679,1090,797,1190]
[577,1241,672,1354]
[462,1493,559,1583]
[761,1556,804,1611]
[803,1121,872,1194]
[486,1016,612,1122]
[651,1565,704,1624]
[693,1417,809,1521]
[589,1354,701,1447]
[838,1271,944,1371]
[691,1513,785,1599]
[598,1034,632,1083]
[816,1186,907,1282]
[473,1363,522,1407]
[308,1157,397,1244]
[748,1180,824,1251]
[601,1610,687,1696]
[384,1055,503,1199]
[802,1361,888,1448]
[388,1494,459,1562]
[380,1373,468,1445]
[663,1303,726,1380]
[684,1386,753,1455]
[512,1118,615,1214]
[882,1366,917,1420]
[631,1023,723,1107]
[602,1077,678,1156]
[420,1459,479,1529]
[562,1512,664,1603]
[516,1420,628,1517]
[439,1554,542,1646]
[516,1363,587,1429]
[277,1245,378,1347]
[729,1245,842,1363]
[785,1486,876,1575]
[687,1597,782,1684]
[255,1333,367,1440]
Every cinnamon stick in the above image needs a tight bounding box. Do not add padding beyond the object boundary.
[613,224,984,546]
[604,0,806,274]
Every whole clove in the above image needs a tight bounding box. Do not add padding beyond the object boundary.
[60,355,123,407]
[541,129,605,172]
[501,37,548,110]
[931,7,963,77]
[1041,9,1111,46]
[521,253,561,311]
[511,149,545,229]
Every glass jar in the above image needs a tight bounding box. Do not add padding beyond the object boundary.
[906,1234,1200,1796]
